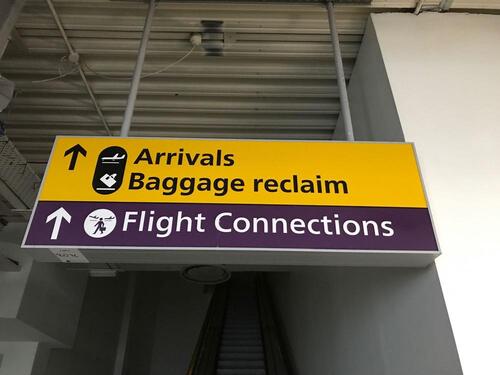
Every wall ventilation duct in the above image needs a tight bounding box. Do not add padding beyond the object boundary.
[0,135,40,218]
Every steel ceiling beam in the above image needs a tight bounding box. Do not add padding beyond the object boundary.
[121,0,156,137]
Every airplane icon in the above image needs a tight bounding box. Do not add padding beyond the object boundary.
[101,154,126,164]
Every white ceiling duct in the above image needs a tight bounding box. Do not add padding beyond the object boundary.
[0,76,14,112]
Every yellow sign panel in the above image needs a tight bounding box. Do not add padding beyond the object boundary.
[39,137,427,208]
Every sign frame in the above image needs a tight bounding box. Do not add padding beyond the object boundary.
[22,136,440,266]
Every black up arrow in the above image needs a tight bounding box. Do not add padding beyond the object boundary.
[64,144,87,171]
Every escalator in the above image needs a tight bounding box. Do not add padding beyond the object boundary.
[217,277,265,374]
[187,274,291,375]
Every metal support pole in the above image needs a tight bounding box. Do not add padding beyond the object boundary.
[45,0,112,136]
[109,1,154,363]
[326,1,354,141]
[111,3,155,372]
[112,272,136,375]
[120,0,156,137]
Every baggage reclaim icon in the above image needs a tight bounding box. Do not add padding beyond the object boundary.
[92,146,127,195]
[100,173,118,188]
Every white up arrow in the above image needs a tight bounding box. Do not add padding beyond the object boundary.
[46,207,72,240]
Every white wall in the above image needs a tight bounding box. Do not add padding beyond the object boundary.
[42,272,211,375]
[42,274,129,375]
[0,250,88,346]
[144,273,212,375]
[268,266,461,375]
[0,342,49,375]
[124,272,212,375]
[370,13,500,374]
[0,225,87,374]
[0,244,32,319]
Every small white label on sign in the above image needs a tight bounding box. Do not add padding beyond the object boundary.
[50,248,89,263]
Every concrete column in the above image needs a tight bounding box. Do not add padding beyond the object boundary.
[266,13,475,375]
[364,13,500,374]
[268,266,461,375]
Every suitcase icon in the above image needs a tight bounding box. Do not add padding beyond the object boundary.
[100,173,118,188]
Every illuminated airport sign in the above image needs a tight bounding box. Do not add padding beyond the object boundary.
[22,137,439,261]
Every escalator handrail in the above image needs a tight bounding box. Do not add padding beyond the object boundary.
[186,284,228,375]
[256,275,293,375]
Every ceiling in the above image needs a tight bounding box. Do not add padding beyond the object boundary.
[0,0,380,165]
[0,0,499,223]
[0,1,455,163]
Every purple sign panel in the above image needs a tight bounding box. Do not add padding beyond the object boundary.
[23,201,438,252]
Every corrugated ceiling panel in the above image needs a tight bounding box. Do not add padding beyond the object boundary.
[1,0,500,167]
[1,0,368,165]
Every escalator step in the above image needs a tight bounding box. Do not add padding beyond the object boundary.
[216,278,266,375]
[223,327,260,331]
[222,335,261,340]
[219,346,263,353]
[217,360,265,369]
[216,370,266,375]
[219,352,264,360]
[222,339,262,345]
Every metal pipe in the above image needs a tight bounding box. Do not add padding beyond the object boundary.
[326,0,354,141]
[45,0,112,136]
[120,0,156,137]
[414,0,425,14]
[77,65,113,136]
[45,0,74,54]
